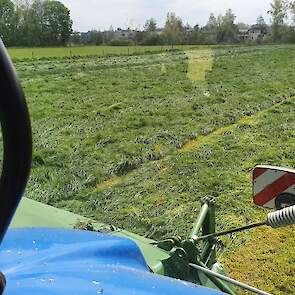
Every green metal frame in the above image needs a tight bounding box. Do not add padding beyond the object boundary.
[11,197,236,294]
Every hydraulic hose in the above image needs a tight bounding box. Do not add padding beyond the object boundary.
[267,205,295,228]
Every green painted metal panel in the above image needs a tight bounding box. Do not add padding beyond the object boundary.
[10,197,233,293]
[10,197,170,274]
[11,198,90,229]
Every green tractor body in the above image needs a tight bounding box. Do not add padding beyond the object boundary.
[11,196,236,294]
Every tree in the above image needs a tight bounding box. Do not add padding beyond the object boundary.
[163,12,184,46]
[237,22,249,29]
[203,10,238,44]
[144,18,157,32]
[28,0,46,46]
[268,0,288,41]
[134,30,144,44]
[202,13,219,44]
[255,15,268,38]
[0,0,15,45]
[141,34,164,45]
[185,24,202,44]
[290,1,295,24]
[70,31,81,44]
[4,0,73,46]
[256,15,266,26]
[90,30,103,45]
[205,13,218,32]
[220,9,238,43]
[287,1,295,42]
[10,0,32,46]
[42,0,72,46]
[103,26,115,44]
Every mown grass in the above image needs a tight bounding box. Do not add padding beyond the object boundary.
[12,44,295,293]
[185,49,213,81]
[222,225,295,294]
[8,45,203,60]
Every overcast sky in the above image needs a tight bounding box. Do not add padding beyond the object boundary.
[61,0,272,32]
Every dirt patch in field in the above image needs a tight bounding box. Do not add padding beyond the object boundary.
[185,49,213,81]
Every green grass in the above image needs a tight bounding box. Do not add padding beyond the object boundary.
[223,225,295,294]
[12,44,295,294]
[8,45,203,60]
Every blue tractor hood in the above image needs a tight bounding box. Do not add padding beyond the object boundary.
[0,228,222,295]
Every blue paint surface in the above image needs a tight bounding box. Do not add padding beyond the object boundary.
[0,228,223,294]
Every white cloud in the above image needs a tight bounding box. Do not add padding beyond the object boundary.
[61,0,272,31]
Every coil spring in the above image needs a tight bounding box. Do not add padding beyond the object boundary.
[267,205,295,228]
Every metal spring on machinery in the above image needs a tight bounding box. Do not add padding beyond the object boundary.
[267,205,295,228]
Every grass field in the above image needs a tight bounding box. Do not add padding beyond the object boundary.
[8,45,203,59]
[12,44,295,294]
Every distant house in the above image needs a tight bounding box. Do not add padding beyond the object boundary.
[248,24,267,41]
[239,24,268,42]
[238,29,249,41]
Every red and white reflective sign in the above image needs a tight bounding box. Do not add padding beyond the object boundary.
[253,165,295,209]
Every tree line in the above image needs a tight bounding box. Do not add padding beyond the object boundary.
[269,0,295,42]
[71,0,295,46]
[1,0,295,47]
[69,11,243,46]
[0,0,72,46]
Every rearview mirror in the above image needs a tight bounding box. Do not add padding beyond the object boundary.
[253,165,295,209]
